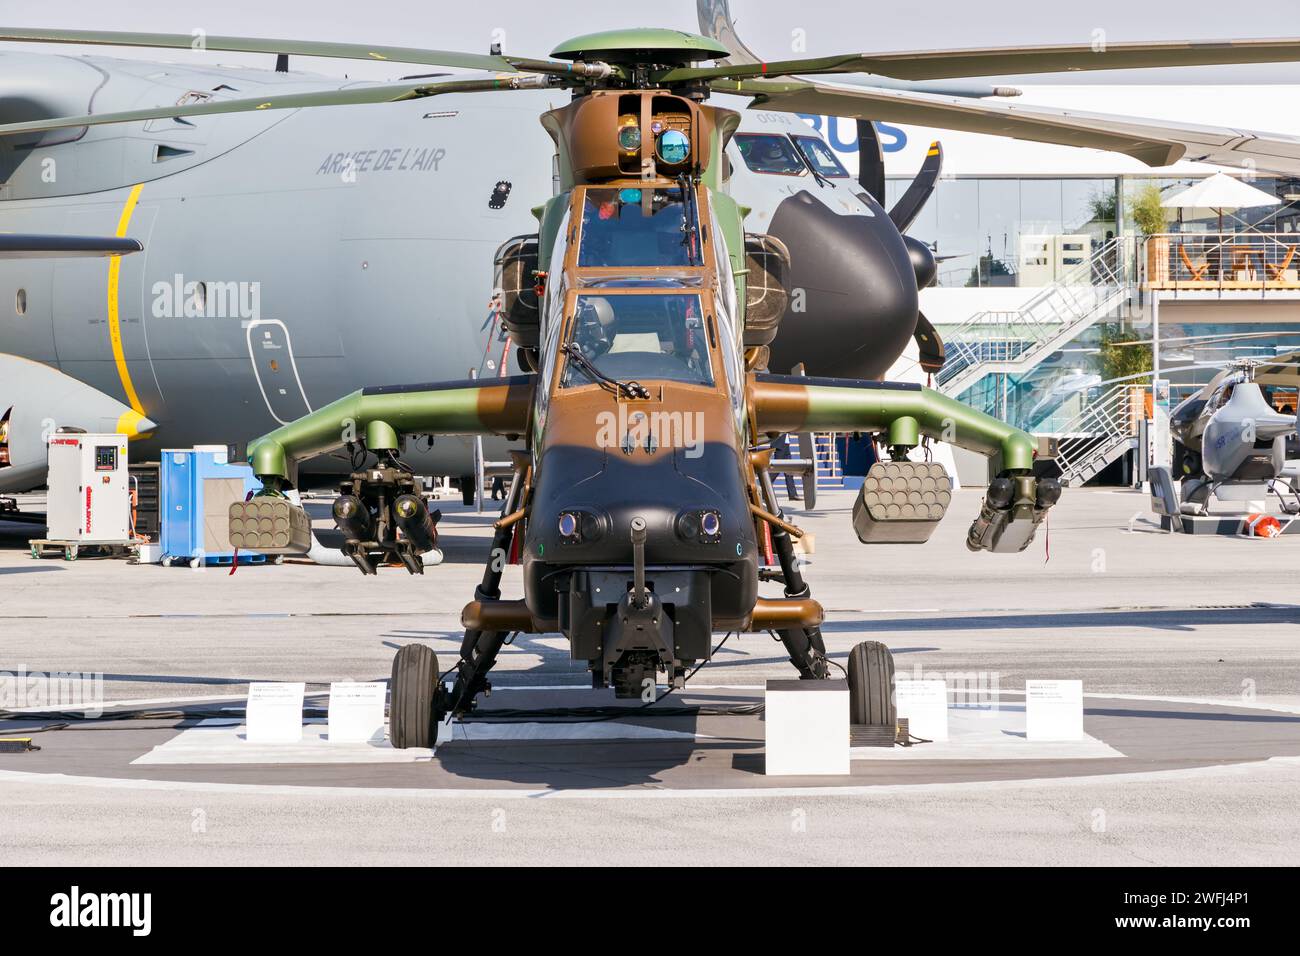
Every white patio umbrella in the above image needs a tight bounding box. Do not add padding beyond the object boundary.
[1161,172,1280,233]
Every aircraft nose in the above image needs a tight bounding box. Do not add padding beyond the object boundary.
[116,410,157,437]
[764,189,918,379]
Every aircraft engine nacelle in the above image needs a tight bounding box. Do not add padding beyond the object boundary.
[0,355,154,494]
[742,233,791,350]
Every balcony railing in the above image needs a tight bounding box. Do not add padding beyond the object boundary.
[1143,231,1300,290]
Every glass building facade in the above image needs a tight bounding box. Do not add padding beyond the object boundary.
[895,171,1300,434]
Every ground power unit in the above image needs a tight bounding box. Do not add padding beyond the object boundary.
[44,432,131,545]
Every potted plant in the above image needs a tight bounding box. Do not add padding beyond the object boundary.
[1131,183,1170,284]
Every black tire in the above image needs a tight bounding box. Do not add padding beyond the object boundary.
[847,640,895,726]
[460,476,475,507]
[390,643,440,749]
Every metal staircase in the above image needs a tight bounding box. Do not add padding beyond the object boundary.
[1054,384,1147,486]
[772,432,842,504]
[936,237,1130,398]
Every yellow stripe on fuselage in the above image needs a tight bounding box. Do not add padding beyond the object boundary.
[108,183,145,415]
[115,408,149,437]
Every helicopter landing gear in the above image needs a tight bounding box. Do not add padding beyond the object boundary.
[846,640,895,728]
[756,456,830,680]
[389,643,442,749]
[442,452,531,717]
[768,514,829,679]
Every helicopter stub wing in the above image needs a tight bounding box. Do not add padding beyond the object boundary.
[751,373,1040,467]
[751,374,1058,553]
[247,375,535,483]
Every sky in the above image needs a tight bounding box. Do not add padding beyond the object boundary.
[3,0,1300,85]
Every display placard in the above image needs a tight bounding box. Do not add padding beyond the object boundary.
[327,681,386,743]
[245,681,305,743]
[895,679,949,742]
[1026,680,1084,741]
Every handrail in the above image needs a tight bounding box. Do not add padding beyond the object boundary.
[936,236,1130,392]
[1142,231,1300,290]
[1053,383,1146,484]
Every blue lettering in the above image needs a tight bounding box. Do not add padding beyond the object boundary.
[827,116,858,152]
[877,122,908,153]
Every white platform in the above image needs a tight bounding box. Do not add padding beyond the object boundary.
[851,704,1120,761]
[132,716,708,765]
[133,719,434,765]
[440,721,705,743]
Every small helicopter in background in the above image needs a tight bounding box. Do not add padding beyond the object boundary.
[1153,356,1300,522]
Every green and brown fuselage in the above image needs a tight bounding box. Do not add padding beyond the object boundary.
[235,87,1057,694]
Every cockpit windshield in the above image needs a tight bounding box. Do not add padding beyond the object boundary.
[733,133,805,175]
[562,293,712,387]
[578,188,698,268]
[792,135,849,178]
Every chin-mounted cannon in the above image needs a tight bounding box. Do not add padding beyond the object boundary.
[966,472,1061,553]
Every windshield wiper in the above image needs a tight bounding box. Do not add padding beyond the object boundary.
[563,343,650,400]
[677,174,702,266]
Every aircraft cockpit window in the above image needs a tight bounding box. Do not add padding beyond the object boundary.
[792,135,850,178]
[577,188,697,268]
[562,293,713,388]
[733,134,805,176]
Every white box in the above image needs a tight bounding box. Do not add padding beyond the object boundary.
[1026,680,1084,741]
[765,679,849,775]
[245,682,305,744]
[45,432,130,542]
[894,680,949,742]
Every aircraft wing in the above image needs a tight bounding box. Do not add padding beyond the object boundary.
[715,77,1300,173]
[0,234,142,258]
[247,375,535,482]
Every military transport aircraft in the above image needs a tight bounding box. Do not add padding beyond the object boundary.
[0,10,1000,500]
[9,2,1300,506]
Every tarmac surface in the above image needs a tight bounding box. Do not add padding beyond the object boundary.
[2,485,1299,865]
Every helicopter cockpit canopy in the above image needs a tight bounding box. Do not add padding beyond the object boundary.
[577,186,701,269]
[563,292,712,387]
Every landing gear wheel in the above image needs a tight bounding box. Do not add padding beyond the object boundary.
[389,643,440,749]
[460,475,475,507]
[847,640,895,727]
[1176,445,1202,480]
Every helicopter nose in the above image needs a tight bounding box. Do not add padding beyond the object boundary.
[764,189,918,379]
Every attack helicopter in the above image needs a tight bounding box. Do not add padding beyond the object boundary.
[1,26,1068,745]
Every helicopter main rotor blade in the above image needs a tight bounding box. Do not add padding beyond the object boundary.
[889,140,943,233]
[0,27,594,77]
[0,74,550,138]
[713,78,1187,166]
[663,35,1300,83]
